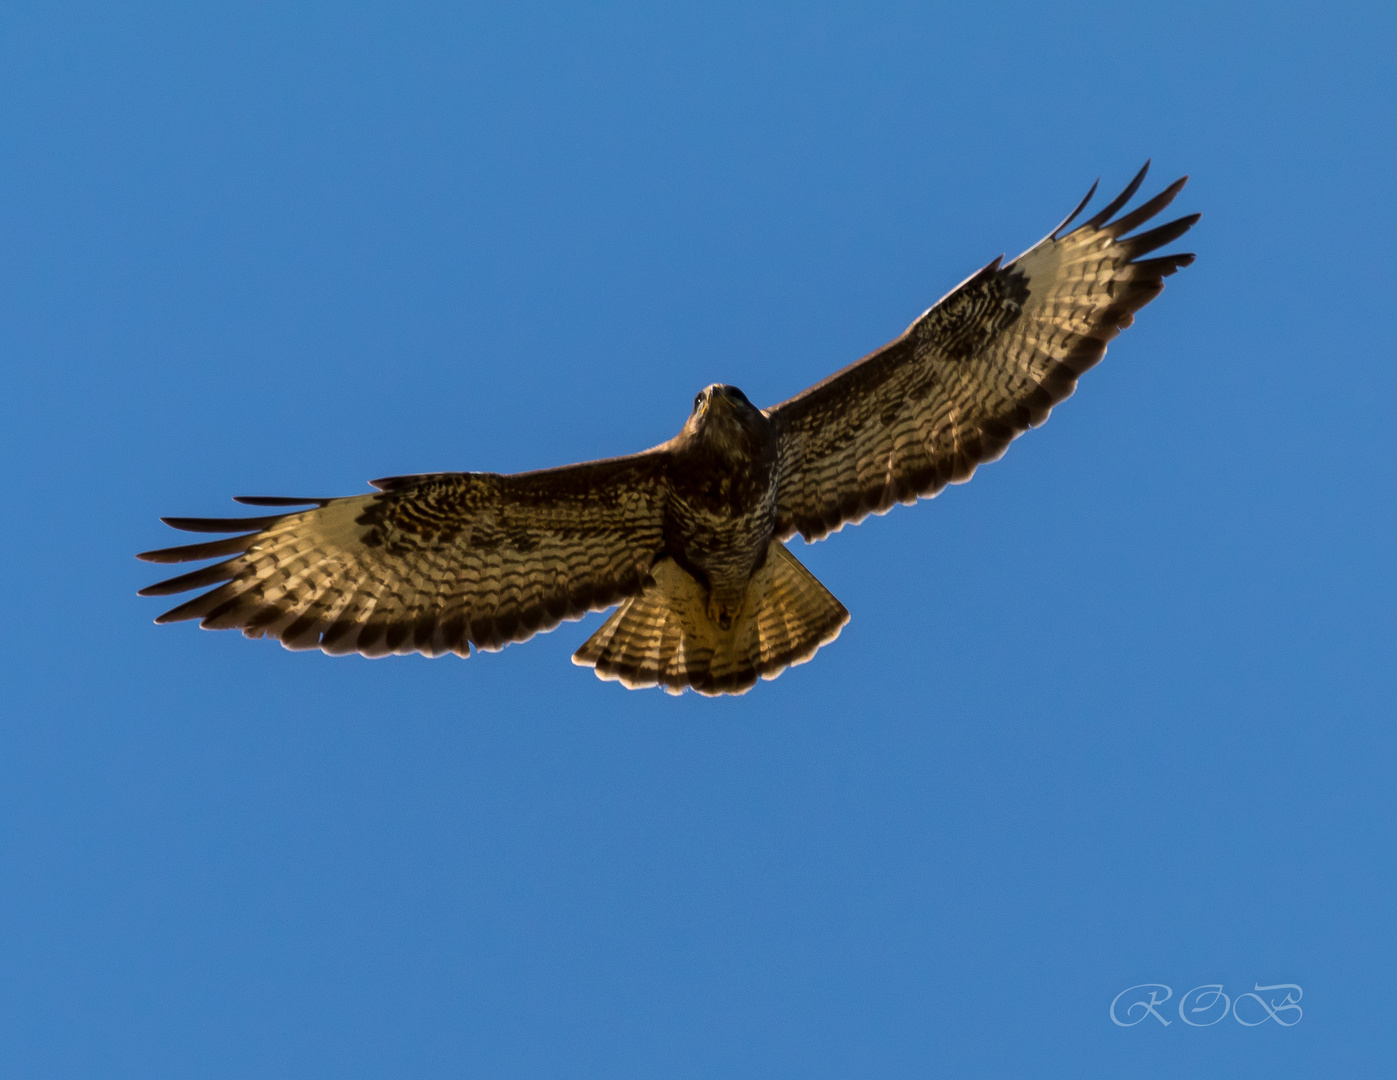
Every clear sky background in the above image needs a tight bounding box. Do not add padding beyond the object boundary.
[3,2,1394,1077]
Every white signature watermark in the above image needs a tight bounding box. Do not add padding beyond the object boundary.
[1111,983,1303,1027]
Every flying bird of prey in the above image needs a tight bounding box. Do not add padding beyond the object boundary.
[140,163,1197,695]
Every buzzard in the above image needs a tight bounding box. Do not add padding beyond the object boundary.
[140,164,1197,696]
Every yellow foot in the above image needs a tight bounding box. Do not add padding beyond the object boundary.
[706,594,735,631]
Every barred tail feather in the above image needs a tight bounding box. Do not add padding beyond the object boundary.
[573,542,849,696]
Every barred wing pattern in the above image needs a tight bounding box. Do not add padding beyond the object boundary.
[771,163,1198,542]
[138,456,669,657]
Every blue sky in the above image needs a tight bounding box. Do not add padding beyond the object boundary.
[3,1,1394,1076]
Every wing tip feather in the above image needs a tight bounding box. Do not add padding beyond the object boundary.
[159,514,285,534]
[1083,160,1151,230]
[1051,176,1101,239]
[232,495,330,507]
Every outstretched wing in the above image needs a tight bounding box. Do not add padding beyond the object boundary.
[138,454,670,657]
[770,163,1198,542]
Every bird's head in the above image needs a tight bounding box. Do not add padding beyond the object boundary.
[684,384,770,455]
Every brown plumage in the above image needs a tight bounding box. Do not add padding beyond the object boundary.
[139,163,1197,695]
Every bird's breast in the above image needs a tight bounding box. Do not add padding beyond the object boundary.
[664,447,779,591]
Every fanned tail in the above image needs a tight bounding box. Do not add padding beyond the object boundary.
[573,542,849,696]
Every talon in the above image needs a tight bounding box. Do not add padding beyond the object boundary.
[706,595,735,630]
